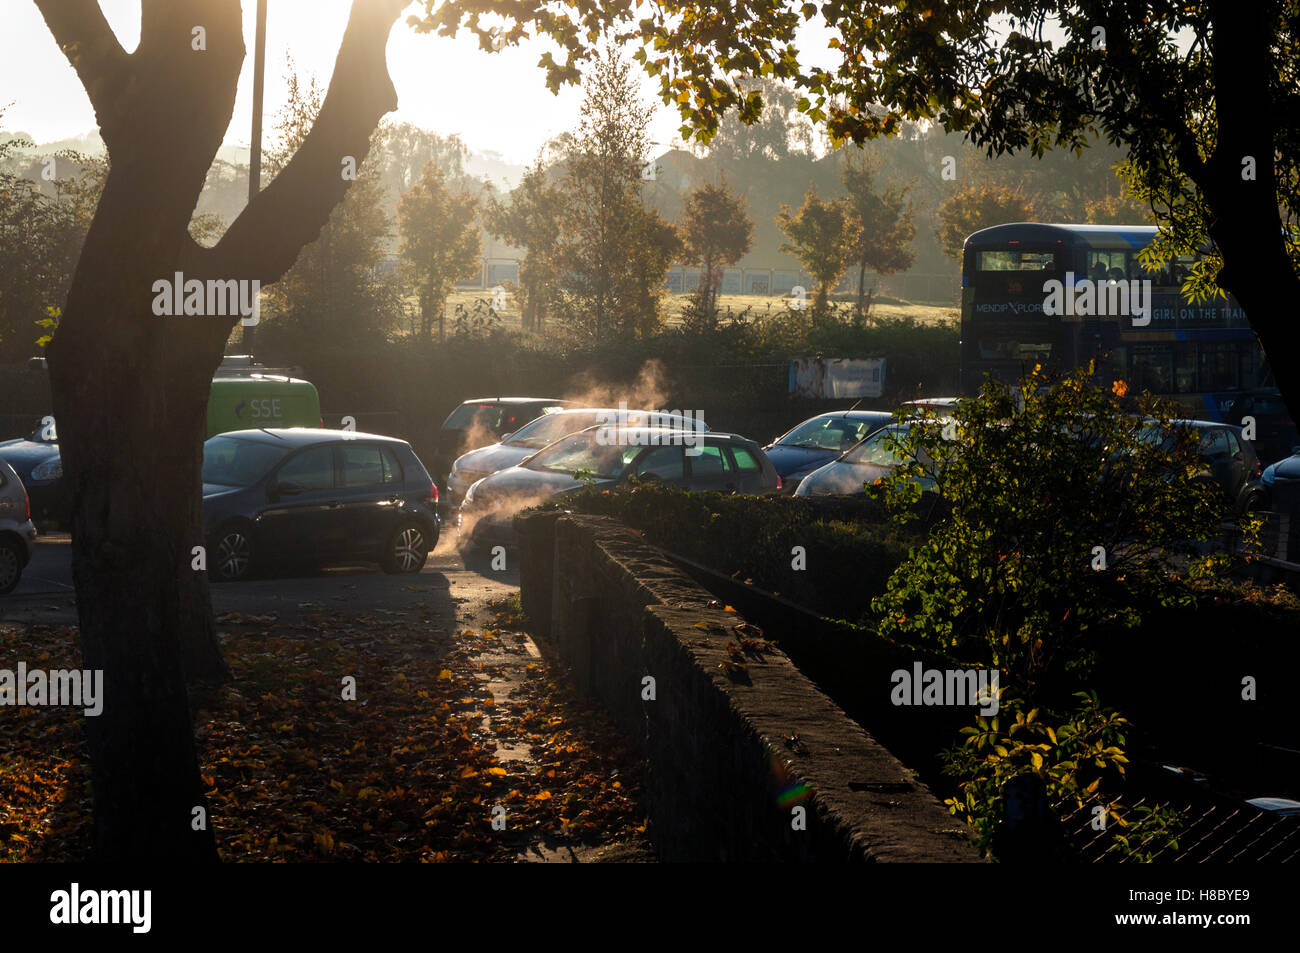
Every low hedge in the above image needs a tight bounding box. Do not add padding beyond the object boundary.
[538,484,921,626]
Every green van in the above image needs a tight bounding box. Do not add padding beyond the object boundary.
[206,374,322,438]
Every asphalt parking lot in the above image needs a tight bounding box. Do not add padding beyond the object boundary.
[0,530,512,626]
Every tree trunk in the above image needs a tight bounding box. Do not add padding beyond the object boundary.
[1201,1,1300,428]
[856,261,868,315]
[35,0,409,861]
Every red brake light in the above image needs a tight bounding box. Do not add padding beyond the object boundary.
[430,482,439,505]
[776,474,783,491]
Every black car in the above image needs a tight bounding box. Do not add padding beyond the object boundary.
[202,429,440,581]
[763,410,895,492]
[1139,419,1267,514]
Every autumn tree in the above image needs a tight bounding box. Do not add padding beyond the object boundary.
[485,159,565,333]
[840,152,916,315]
[936,184,1036,261]
[259,68,402,354]
[678,179,753,329]
[35,0,410,861]
[551,50,680,340]
[397,162,481,342]
[776,186,861,315]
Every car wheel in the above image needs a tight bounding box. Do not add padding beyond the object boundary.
[211,524,254,582]
[0,538,23,594]
[383,521,429,574]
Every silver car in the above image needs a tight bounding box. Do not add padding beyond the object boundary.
[0,457,38,593]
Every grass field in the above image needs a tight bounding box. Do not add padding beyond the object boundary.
[441,288,959,333]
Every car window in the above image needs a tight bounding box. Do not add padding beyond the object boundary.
[202,436,286,487]
[729,447,762,472]
[341,444,399,487]
[380,447,404,483]
[276,446,335,491]
[843,427,908,466]
[690,445,731,477]
[525,432,626,479]
[1224,431,1241,457]
[508,412,603,449]
[1199,428,1230,462]
[633,445,684,479]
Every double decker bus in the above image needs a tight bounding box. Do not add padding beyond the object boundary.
[960,223,1271,426]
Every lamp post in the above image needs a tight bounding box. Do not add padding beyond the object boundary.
[244,0,267,357]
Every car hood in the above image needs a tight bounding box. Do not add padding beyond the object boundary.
[1264,453,1300,485]
[764,444,840,477]
[468,465,614,505]
[453,443,534,476]
[0,441,60,470]
[796,460,889,496]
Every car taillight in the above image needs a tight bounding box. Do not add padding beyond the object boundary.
[776,474,783,491]
[430,482,439,505]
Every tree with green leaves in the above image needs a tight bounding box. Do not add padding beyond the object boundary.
[776,186,861,314]
[417,1,1300,423]
[840,153,916,315]
[552,50,680,340]
[485,160,566,333]
[397,162,482,342]
[678,180,753,329]
[260,68,402,353]
[936,185,1036,262]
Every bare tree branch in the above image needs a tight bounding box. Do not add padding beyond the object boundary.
[33,0,132,149]
[195,0,408,284]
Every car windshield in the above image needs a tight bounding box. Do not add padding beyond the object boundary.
[842,426,910,466]
[778,416,883,451]
[522,432,637,479]
[507,412,604,449]
[202,436,286,487]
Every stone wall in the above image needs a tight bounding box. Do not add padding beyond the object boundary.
[515,510,981,862]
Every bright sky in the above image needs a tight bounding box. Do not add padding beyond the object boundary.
[0,0,700,165]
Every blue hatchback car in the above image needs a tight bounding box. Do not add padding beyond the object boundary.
[202,429,440,581]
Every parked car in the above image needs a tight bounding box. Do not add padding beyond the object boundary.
[795,421,944,497]
[458,426,779,548]
[1138,419,1267,514]
[0,418,65,526]
[202,428,439,581]
[0,458,37,594]
[1225,389,1299,465]
[763,410,894,493]
[0,374,324,527]
[434,397,571,499]
[446,407,708,508]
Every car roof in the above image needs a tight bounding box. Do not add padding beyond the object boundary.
[211,428,408,447]
[804,410,893,421]
[459,397,569,406]
[572,425,744,441]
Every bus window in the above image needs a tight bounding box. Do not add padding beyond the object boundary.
[975,249,1059,272]
[1174,344,1196,394]
[1198,342,1240,391]
[1086,249,1131,282]
[1130,344,1173,392]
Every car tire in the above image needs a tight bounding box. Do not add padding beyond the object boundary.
[382,520,430,574]
[211,523,254,582]
[0,538,23,594]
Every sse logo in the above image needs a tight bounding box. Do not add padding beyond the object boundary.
[235,398,282,422]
